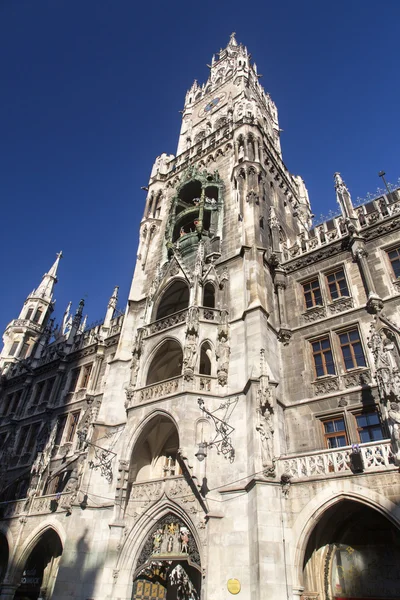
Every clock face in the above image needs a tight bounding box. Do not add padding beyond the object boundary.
[204,97,220,113]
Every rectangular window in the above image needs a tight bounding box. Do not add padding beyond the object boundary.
[303,279,322,309]
[68,368,80,393]
[19,342,30,359]
[323,417,348,448]
[311,336,336,377]
[25,308,34,320]
[339,329,366,370]
[4,393,14,415]
[54,415,68,446]
[9,390,23,415]
[326,268,349,300]
[32,380,46,407]
[388,247,400,279]
[15,426,30,455]
[80,364,92,389]
[43,377,56,404]
[9,341,19,356]
[356,411,384,443]
[26,424,40,453]
[66,411,80,443]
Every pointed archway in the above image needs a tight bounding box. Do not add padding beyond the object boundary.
[14,529,62,600]
[302,499,400,599]
[131,513,201,600]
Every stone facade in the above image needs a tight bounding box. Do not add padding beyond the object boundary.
[0,34,400,600]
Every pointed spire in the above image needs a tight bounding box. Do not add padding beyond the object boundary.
[31,251,63,302]
[104,286,119,329]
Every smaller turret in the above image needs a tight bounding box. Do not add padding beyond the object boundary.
[103,286,119,330]
[0,252,62,371]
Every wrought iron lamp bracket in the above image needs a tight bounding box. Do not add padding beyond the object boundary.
[197,397,237,462]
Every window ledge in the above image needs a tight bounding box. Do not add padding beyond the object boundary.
[311,376,340,395]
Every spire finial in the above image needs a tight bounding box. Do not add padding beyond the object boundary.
[229,32,238,46]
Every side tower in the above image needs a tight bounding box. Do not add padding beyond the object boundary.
[0,252,62,370]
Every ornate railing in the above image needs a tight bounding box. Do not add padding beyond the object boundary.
[199,307,220,321]
[147,309,188,335]
[311,369,371,396]
[0,491,75,519]
[137,376,184,402]
[279,440,393,480]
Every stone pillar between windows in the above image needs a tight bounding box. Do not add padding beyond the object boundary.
[89,344,105,393]
[352,241,383,313]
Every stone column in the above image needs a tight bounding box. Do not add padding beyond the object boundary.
[292,585,304,600]
[352,241,383,313]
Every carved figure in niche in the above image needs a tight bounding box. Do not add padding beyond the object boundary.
[258,387,272,416]
[388,402,400,464]
[167,536,174,553]
[183,334,197,378]
[216,334,230,386]
[369,325,400,400]
[152,528,163,554]
[180,526,189,553]
[187,306,199,335]
[256,410,274,466]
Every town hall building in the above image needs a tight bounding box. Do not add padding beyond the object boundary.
[0,34,400,600]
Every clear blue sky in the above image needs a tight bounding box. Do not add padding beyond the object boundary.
[1,0,399,335]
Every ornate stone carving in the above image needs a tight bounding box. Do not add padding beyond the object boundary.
[277,327,292,345]
[342,369,371,389]
[311,377,340,396]
[327,296,353,314]
[139,377,181,403]
[302,306,326,323]
[183,333,198,381]
[216,333,230,386]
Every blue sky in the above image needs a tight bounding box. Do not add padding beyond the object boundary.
[1,0,399,335]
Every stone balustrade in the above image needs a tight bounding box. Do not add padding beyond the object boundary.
[279,439,394,480]
[147,309,188,336]
[0,491,75,519]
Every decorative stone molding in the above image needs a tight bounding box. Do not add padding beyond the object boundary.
[311,376,339,396]
[302,306,326,323]
[138,376,182,404]
[277,327,292,345]
[327,296,353,314]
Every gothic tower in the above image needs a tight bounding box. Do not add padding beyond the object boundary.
[0,252,62,371]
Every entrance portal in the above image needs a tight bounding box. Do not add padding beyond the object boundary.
[303,500,400,599]
[14,529,62,600]
[132,514,201,600]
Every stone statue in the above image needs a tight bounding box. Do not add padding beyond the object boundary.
[256,410,274,467]
[388,402,400,464]
[216,334,230,386]
[183,334,197,377]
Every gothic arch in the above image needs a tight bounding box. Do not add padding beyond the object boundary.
[202,281,216,308]
[198,341,213,376]
[291,485,400,591]
[116,500,204,598]
[153,279,190,321]
[126,413,181,486]
[145,338,183,385]
[125,409,180,463]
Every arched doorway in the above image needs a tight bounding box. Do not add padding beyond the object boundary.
[303,499,400,599]
[131,514,201,600]
[14,529,62,600]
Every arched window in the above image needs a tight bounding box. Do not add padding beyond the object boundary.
[203,283,216,308]
[146,340,183,385]
[199,342,212,376]
[128,415,181,484]
[155,280,190,320]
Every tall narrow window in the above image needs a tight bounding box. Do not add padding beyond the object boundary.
[311,337,336,377]
[19,342,30,359]
[388,247,400,279]
[68,368,80,393]
[66,412,80,443]
[43,377,56,404]
[303,279,322,309]
[16,427,30,455]
[199,343,212,375]
[55,415,68,446]
[80,364,92,389]
[32,308,43,324]
[26,424,40,454]
[322,417,347,448]
[339,329,366,370]
[203,283,216,308]
[25,308,34,320]
[326,268,349,300]
[9,341,19,356]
